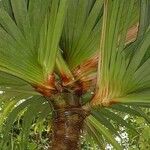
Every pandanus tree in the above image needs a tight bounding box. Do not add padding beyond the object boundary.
[0,0,150,149]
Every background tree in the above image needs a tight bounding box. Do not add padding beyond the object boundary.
[0,0,150,149]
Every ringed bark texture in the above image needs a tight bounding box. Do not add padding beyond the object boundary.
[51,108,86,150]
[47,93,88,150]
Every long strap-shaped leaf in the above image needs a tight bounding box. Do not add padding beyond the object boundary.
[87,115,122,149]
[60,0,103,68]
[93,0,135,105]
[28,0,51,47]
[11,0,33,50]
[91,111,121,137]
[2,96,40,146]
[138,0,150,38]
[21,98,44,148]
[1,0,13,17]
[38,0,69,78]
[93,0,150,106]
[85,120,105,149]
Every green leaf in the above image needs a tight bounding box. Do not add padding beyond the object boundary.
[21,97,45,148]
[38,0,69,77]
[2,96,40,144]
[60,0,103,68]
[85,120,105,149]
[0,72,39,95]
[111,104,149,120]
[87,115,122,150]
[116,90,150,104]
[138,0,150,38]
[93,0,150,107]
[28,0,51,47]
[91,110,120,137]
[1,0,13,17]
[98,108,137,134]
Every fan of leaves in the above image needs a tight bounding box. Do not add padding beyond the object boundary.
[0,0,150,149]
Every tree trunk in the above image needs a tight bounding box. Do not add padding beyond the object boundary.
[51,108,86,150]
[47,93,89,150]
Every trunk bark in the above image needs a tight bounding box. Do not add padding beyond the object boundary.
[51,109,86,150]
[47,93,88,150]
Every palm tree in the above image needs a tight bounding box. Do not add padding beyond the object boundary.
[0,0,150,149]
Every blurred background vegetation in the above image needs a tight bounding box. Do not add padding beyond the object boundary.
[0,106,149,150]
